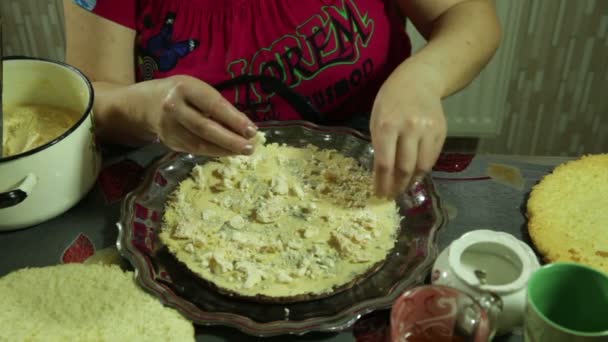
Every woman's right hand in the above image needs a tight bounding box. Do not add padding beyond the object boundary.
[134,75,257,157]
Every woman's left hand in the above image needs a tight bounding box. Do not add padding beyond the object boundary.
[370,60,447,197]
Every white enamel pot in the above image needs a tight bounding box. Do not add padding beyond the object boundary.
[0,57,101,230]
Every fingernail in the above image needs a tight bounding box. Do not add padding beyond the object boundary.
[244,125,257,138]
[242,144,254,155]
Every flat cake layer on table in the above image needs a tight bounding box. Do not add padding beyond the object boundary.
[0,264,194,341]
[527,154,608,274]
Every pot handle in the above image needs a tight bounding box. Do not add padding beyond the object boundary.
[0,174,37,209]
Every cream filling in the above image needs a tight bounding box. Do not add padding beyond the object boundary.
[2,105,80,157]
[160,134,400,298]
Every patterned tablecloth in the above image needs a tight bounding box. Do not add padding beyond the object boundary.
[0,142,567,342]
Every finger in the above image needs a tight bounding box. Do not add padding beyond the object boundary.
[177,102,254,155]
[178,78,257,138]
[394,134,418,195]
[414,134,443,184]
[170,123,234,157]
[372,126,398,197]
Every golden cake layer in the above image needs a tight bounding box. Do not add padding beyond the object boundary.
[527,154,608,273]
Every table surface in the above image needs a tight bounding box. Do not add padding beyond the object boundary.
[0,142,568,342]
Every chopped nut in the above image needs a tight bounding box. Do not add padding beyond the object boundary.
[254,198,284,223]
[201,210,214,221]
[184,243,195,254]
[191,165,206,189]
[301,202,317,214]
[214,165,238,180]
[239,178,251,191]
[207,252,233,274]
[290,183,305,199]
[228,215,245,229]
[172,222,195,239]
[193,237,205,248]
[271,176,289,195]
[329,231,355,256]
[287,240,304,250]
[353,211,377,230]
[299,227,319,239]
[276,270,293,283]
[236,261,264,288]
[220,197,233,208]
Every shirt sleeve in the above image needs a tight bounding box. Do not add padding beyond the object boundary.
[72,0,136,30]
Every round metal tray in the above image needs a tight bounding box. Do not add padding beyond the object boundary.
[117,121,446,336]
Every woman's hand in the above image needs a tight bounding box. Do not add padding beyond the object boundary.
[132,75,258,156]
[369,0,500,197]
[370,61,447,197]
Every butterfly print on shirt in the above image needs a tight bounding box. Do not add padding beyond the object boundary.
[137,12,200,80]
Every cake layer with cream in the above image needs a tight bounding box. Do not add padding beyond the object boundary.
[160,133,401,302]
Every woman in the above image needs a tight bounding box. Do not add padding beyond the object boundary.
[63,0,501,196]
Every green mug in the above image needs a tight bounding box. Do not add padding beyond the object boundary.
[524,262,608,341]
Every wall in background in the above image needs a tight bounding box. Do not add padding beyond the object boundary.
[2,0,607,156]
[478,0,608,156]
[406,0,522,138]
[1,0,65,61]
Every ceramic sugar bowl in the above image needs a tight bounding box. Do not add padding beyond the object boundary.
[431,229,540,336]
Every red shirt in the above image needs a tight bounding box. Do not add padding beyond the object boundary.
[74,0,411,123]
